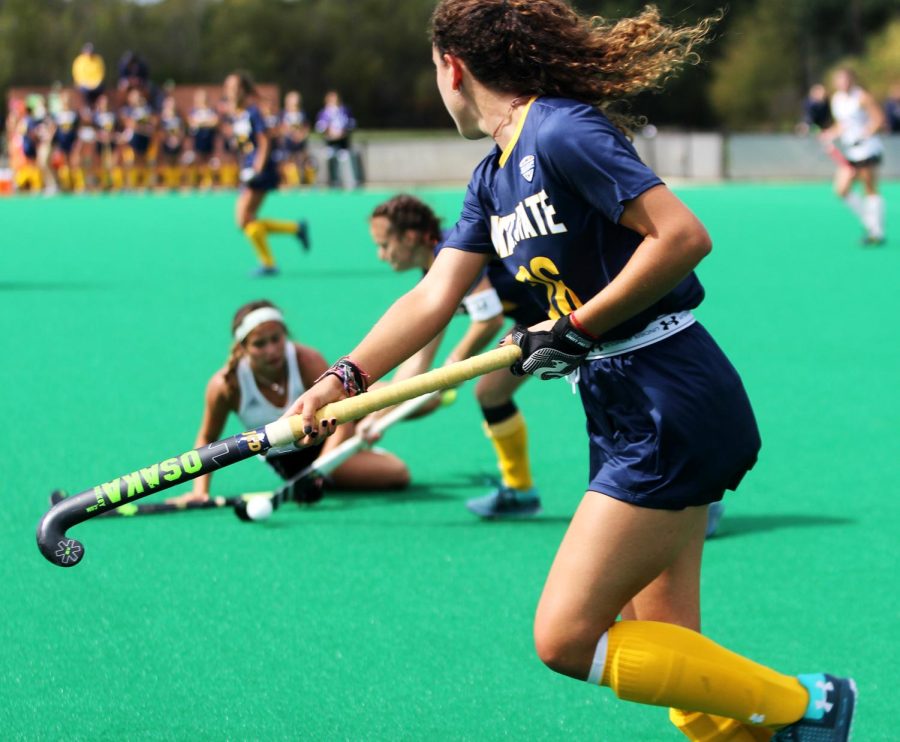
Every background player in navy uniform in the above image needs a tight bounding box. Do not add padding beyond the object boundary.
[50,90,84,192]
[288,2,856,741]
[280,90,313,186]
[223,71,310,276]
[120,87,157,189]
[157,94,186,190]
[365,193,545,518]
[13,103,44,192]
[171,300,410,507]
[188,89,219,189]
[91,93,120,189]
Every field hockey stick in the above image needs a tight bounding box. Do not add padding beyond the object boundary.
[238,389,444,518]
[824,141,851,168]
[36,345,521,567]
[49,489,241,517]
[47,393,440,521]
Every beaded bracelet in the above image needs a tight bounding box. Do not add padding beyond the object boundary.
[315,356,371,397]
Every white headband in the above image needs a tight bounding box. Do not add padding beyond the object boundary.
[234,307,285,343]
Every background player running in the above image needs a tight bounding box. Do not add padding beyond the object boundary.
[820,67,887,246]
[223,71,310,276]
[287,2,856,740]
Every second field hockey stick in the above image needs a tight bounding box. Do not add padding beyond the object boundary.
[235,389,444,518]
[36,345,522,567]
[49,489,242,516]
[824,141,851,168]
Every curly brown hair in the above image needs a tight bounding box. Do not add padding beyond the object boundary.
[431,1,719,133]
[370,194,443,243]
[222,299,289,394]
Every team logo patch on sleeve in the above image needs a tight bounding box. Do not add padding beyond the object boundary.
[519,155,535,182]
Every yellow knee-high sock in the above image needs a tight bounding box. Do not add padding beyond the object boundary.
[257,219,298,234]
[111,166,124,190]
[598,621,807,729]
[282,162,300,186]
[72,167,86,192]
[58,165,72,191]
[199,165,213,189]
[164,165,180,190]
[483,411,533,491]
[669,709,774,741]
[244,221,275,267]
[219,162,238,187]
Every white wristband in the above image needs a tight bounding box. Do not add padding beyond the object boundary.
[462,288,503,322]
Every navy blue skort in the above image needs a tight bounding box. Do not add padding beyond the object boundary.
[244,159,280,192]
[578,322,760,510]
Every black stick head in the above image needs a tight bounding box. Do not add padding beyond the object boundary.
[37,491,87,567]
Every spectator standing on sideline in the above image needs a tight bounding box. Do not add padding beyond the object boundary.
[315,90,362,188]
[117,50,150,102]
[800,83,832,134]
[72,43,105,112]
[885,82,900,134]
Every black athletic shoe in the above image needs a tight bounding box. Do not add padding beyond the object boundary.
[296,220,311,251]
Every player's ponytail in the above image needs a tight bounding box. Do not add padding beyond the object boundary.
[431,0,718,134]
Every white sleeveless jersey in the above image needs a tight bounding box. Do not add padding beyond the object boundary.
[831,87,883,162]
[236,343,306,430]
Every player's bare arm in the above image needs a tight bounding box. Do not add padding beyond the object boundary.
[287,248,488,437]
[569,185,711,338]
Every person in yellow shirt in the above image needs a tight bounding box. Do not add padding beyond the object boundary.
[72,42,106,111]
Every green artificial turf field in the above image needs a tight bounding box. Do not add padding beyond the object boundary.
[1,182,897,740]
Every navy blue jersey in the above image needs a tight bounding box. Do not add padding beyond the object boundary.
[189,106,218,153]
[281,109,309,152]
[445,97,704,341]
[434,230,544,325]
[52,110,80,152]
[18,115,41,159]
[229,105,270,168]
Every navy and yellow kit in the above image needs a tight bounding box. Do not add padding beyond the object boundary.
[229,105,279,191]
[445,97,760,508]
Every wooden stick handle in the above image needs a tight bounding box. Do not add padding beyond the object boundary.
[270,345,522,443]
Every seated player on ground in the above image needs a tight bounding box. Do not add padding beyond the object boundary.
[170,300,410,506]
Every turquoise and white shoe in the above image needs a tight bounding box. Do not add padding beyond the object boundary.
[466,485,541,519]
[705,500,725,539]
[772,673,857,741]
[250,265,279,277]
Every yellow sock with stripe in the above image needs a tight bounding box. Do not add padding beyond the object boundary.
[482,408,533,491]
[589,621,808,729]
[669,709,774,741]
[257,219,298,234]
[244,221,276,268]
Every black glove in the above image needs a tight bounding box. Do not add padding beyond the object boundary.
[510,315,595,379]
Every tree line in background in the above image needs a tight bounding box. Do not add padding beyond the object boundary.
[1,0,897,131]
